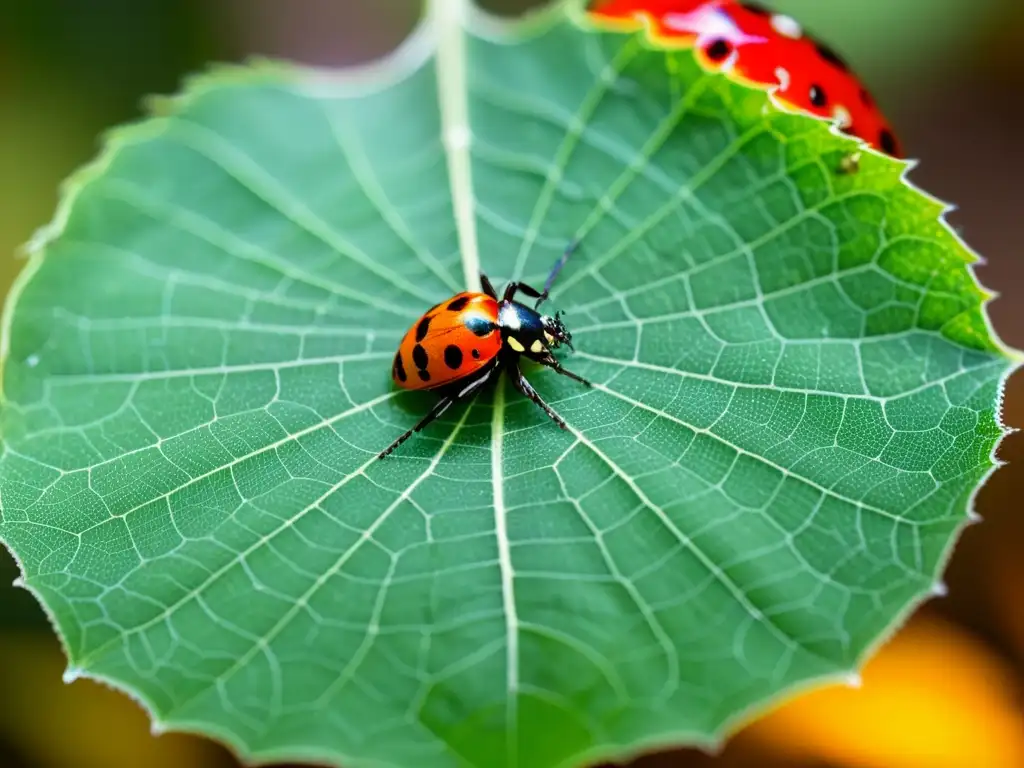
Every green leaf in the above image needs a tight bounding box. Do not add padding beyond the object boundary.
[0,2,1016,767]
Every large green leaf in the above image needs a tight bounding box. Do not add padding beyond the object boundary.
[0,1,1016,767]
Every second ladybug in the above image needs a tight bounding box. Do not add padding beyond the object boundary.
[380,244,590,459]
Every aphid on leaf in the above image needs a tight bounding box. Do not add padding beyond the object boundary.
[588,0,902,157]
[838,150,862,175]
[380,244,590,459]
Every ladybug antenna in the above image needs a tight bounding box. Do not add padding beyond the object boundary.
[536,238,580,309]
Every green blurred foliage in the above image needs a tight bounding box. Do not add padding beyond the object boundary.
[771,0,1007,82]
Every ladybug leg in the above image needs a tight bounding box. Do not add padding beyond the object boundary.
[538,353,592,387]
[378,364,498,459]
[377,394,457,459]
[500,280,530,303]
[505,240,580,307]
[508,360,567,430]
[480,273,498,299]
[503,280,542,303]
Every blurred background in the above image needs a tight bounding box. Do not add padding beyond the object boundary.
[1,1,1021,766]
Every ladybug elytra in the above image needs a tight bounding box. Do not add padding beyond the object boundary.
[589,0,902,157]
[379,244,590,458]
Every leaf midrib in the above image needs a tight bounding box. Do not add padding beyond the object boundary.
[433,0,520,760]
[433,0,481,293]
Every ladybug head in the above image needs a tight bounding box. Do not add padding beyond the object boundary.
[541,310,574,351]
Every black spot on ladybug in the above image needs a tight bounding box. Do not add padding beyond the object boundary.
[860,87,875,107]
[418,369,431,382]
[393,353,407,383]
[471,349,481,359]
[740,2,770,14]
[447,295,470,312]
[463,315,495,337]
[412,344,429,371]
[415,314,432,342]
[809,84,828,108]
[706,39,732,62]
[815,42,849,71]
[443,345,463,370]
[879,128,898,156]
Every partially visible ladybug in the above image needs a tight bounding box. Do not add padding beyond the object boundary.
[379,244,590,459]
[588,0,902,158]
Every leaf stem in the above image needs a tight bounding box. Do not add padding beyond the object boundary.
[431,0,481,292]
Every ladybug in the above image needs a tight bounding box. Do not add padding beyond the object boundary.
[588,0,902,157]
[379,244,590,459]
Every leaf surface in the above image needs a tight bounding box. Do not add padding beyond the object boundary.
[0,2,1015,767]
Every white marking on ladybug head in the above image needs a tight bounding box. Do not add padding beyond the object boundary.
[507,336,526,353]
[771,14,802,39]
[530,339,545,354]
[499,304,520,330]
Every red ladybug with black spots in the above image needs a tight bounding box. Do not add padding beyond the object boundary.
[589,0,902,157]
[380,245,590,458]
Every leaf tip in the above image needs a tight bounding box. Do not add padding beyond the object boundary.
[930,581,949,598]
[62,665,84,684]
